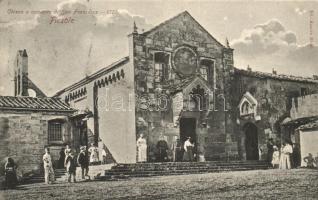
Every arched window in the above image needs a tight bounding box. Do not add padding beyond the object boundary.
[154,52,170,84]
[199,59,214,83]
[189,85,207,111]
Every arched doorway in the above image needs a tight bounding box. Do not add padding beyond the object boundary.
[244,123,259,160]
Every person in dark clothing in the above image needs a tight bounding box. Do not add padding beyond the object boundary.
[156,140,168,162]
[58,148,65,169]
[4,157,18,189]
[267,138,274,163]
[77,146,90,180]
[64,151,76,183]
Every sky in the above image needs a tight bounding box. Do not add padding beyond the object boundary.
[0,0,317,96]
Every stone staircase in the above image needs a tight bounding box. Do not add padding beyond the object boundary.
[22,168,66,184]
[22,164,115,184]
[104,160,270,179]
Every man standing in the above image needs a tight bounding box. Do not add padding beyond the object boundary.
[43,147,55,184]
[77,146,89,180]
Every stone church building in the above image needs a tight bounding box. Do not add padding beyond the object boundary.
[54,11,318,163]
[1,11,318,175]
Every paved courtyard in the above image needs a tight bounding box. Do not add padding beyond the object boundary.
[1,169,317,200]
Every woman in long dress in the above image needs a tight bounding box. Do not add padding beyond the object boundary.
[271,146,280,168]
[279,143,293,169]
[88,143,99,164]
[4,157,18,189]
[43,147,55,184]
[183,137,194,162]
[137,134,147,162]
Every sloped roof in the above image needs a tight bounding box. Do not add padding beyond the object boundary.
[297,120,318,131]
[170,75,211,95]
[0,96,75,112]
[282,116,318,126]
[54,56,129,96]
[141,11,225,48]
[234,68,318,84]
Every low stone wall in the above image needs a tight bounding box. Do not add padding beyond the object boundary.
[0,111,70,176]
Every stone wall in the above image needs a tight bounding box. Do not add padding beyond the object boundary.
[232,73,318,160]
[131,12,238,161]
[291,93,318,119]
[0,111,71,176]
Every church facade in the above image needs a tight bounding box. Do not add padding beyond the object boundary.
[54,11,318,163]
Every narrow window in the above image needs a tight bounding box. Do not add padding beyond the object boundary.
[199,59,214,84]
[48,121,63,142]
[154,52,170,84]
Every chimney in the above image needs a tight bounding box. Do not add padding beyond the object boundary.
[272,68,277,75]
[247,65,252,72]
[14,49,29,96]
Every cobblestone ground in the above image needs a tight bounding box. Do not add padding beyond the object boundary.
[1,169,317,200]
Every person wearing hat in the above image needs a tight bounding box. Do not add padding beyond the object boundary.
[64,149,76,183]
[77,146,89,180]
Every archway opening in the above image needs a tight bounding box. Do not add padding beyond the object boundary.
[244,123,259,160]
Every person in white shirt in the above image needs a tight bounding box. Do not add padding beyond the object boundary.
[136,134,147,162]
[183,137,194,162]
[43,147,55,184]
[88,143,99,164]
[279,142,293,169]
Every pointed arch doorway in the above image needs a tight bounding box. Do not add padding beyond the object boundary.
[244,123,259,160]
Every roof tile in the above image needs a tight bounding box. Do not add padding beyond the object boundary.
[0,96,75,112]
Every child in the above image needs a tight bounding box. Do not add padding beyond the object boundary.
[271,146,280,168]
[65,150,76,183]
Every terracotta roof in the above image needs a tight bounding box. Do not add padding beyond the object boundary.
[0,96,75,112]
[297,120,318,131]
[234,68,318,84]
[282,116,318,126]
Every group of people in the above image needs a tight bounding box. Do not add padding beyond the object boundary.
[268,140,294,170]
[136,134,196,163]
[42,143,106,184]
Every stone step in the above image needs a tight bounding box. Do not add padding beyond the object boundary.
[108,165,268,172]
[113,163,268,170]
[104,161,270,180]
[104,167,269,179]
[114,161,268,168]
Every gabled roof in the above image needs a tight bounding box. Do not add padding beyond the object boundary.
[170,75,212,95]
[141,11,225,48]
[234,68,318,84]
[0,96,75,112]
[54,56,129,97]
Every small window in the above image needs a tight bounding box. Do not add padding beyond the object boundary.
[48,121,63,142]
[154,63,164,83]
[199,59,214,83]
[154,52,170,84]
[200,66,208,81]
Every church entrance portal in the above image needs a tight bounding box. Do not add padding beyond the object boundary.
[180,118,197,160]
[244,123,259,160]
